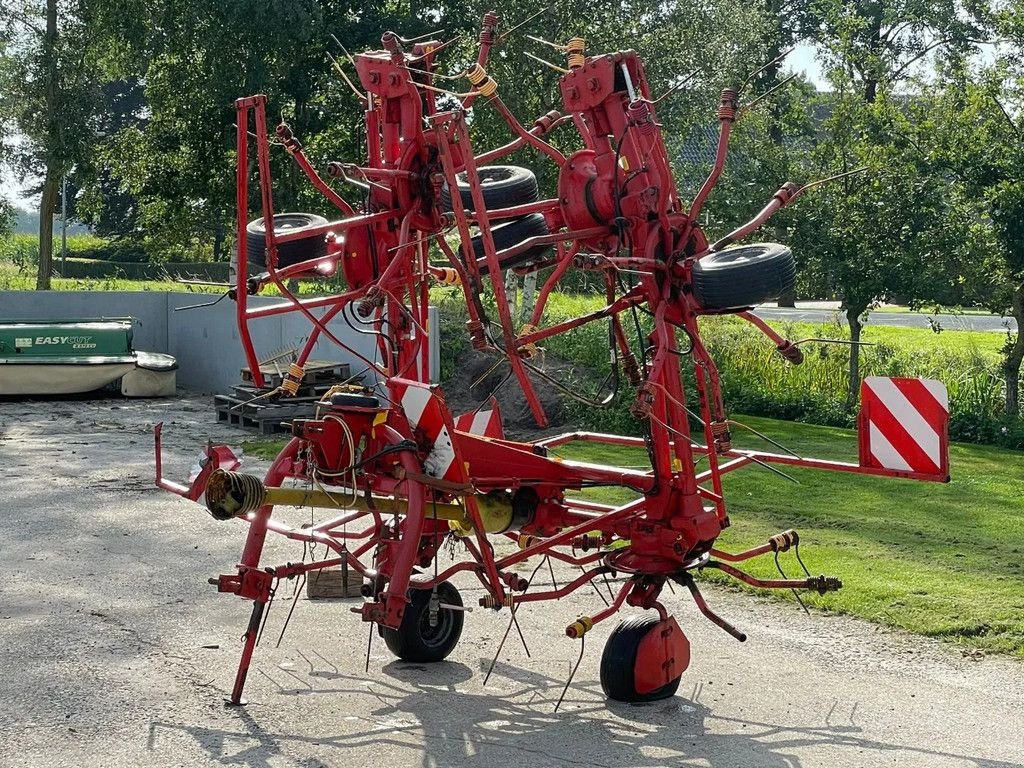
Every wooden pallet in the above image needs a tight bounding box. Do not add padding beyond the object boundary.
[215,362,363,435]
[230,384,334,402]
[306,566,362,599]
[213,396,299,434]
[240,360,352,389]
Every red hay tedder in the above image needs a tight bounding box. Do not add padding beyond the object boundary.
[154,11,951,707]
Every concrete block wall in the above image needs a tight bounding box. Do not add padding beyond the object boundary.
[0,291,439,392]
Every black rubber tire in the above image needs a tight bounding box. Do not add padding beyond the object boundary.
[600,614,682,703]
[246,213,329,269]
[691,243,796,310]
[328,392,380,409]
[441,165,539,212]
[470,213,551,274]
[381,581,464,663]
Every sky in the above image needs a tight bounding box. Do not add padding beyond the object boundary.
[2,130,38,209]
[1,169,34,209]
[0,46,826,212]
[789,44,826,88]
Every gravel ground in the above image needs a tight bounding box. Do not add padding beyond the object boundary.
[1,394,1022,768]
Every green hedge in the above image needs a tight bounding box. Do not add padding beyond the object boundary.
[74,240,152,263]
[58,258,233,281]
[0,233,109,266]
[0,233,207,266]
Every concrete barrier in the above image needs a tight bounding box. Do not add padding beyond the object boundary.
[0,291,439,392]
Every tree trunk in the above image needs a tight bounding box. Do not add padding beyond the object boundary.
[36,172,59,290]
[845,304,866,411]
[1003,283,1024,416]
[864,79,878,104]
[863,1,882,104]
[36,0,59,290]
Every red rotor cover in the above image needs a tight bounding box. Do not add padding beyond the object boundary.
[634,616,690,694]
[558,149,617,247]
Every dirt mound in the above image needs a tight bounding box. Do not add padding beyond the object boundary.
[439,348,576,439]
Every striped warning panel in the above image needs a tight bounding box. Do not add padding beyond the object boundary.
[388,378,467,483]
[453,397,504,439]
[858,377,949,479]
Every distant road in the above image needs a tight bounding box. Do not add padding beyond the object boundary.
[755,305,1017,333]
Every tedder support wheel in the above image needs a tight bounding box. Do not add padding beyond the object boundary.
[441,165,539,211]
[600,614,689,703]
[246,212,329,269]
[381,581,465,663]
[691,242,796,310]
[470,213,552,273]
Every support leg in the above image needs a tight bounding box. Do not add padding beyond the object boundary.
[224,440,300,704]
[228,600,266,705]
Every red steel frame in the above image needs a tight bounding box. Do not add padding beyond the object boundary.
[155,15,949,705]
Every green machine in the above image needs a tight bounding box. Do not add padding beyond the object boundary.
[0,318,176,396]
[0,319,135,361]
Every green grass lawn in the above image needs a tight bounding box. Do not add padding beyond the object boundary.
[558,416,1024,657]
[0,259,352,294]
[0,259,346,295]
[243,415,1024,657]
[541,291,1007,359]
[855,323,1005,358]
[0,260,222,292]
[871,304,1000,316]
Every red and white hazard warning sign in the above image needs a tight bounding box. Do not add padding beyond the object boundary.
[858,376,949,480]
[453,397,504,440]
[388,378,465,483]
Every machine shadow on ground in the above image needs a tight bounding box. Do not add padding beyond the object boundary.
[147,656,1019,768]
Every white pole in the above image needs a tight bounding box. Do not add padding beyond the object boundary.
[60,175,68,277]
[521,270,537,324]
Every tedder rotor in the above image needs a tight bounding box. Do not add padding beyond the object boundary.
[155,11,951,706]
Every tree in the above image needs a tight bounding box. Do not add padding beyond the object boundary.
[74,78,147,239]
[745,0,823,306]
[791,0,993,406]
[81,0,769,263]
[86,0,449,262]
[814,0,990,105]
[791,90,967,406]
[0,196,13,237]
[0,1,101,288]
[926,64,1024,415]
